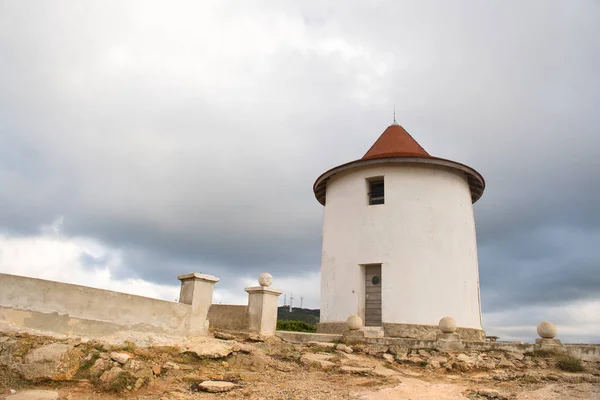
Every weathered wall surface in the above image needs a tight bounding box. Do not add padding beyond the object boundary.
[207,304,248,331]
[0,273,193,337]
[320,164,482,330]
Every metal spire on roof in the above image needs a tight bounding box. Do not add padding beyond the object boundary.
[392,105,399,125]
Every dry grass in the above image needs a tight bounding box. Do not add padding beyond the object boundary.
[556,355,585,372]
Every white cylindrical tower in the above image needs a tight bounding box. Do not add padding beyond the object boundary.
[313,122,486,341]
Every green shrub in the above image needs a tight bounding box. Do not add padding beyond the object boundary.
[276,320,316,333]
[556,355,584,372]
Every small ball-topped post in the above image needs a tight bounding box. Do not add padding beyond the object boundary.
[245,272,281,336]
[536,321,561,346]
[436,316,462,348]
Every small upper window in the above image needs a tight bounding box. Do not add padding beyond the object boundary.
[368,177,384,205]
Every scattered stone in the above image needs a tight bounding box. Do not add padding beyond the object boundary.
[110,352,132,365]
[388,345,408,357]
[474,388,509,400]
[164,361,180,370]
[4,390,59,400]
[300,353,336,369]
[418,349,431,358]
[18,343,81,381]
[184,339,238,358]
[90,358,110,376]
[365,345,388,356]
[382,353,395,363]
[336,344,353,354]
[247,333,265,342]
[198,380,236,393]
[134,377,145,390]
[307,341,336,348]
[222,361,229,367]
[214,331,237,341]
[372,365,399,377]
[152,365,162,376]
[497,359,516,369]
[340,366,372,374]
[100,366,124,383]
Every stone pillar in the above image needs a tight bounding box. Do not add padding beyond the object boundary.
[178,273,219,336]
[245,273,282,336]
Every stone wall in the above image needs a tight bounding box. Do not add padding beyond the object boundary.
[383,323,486,342]
[317,321,486,342]
[208,304,249,331]
[0,273,216,338]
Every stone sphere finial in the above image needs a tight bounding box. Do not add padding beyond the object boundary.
[439,316,457,334]
[258,272,273,287]
[537,321,557,339]
[346,315,362,330]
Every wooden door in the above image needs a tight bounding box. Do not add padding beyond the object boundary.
[365,264,382,326]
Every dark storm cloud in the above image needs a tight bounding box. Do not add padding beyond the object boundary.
[0,1,599,337]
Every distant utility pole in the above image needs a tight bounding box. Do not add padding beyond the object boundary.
[300,296,304,309]
[289,294,294,312]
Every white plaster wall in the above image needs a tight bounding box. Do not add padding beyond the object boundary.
[320,164,482,329]
[0,273,193,336]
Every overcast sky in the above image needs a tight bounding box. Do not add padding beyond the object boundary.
[0,1,598,343]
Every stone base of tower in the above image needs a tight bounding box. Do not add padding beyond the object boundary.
[317,322,486,342]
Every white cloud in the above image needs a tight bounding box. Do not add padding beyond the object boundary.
[0,217,177,301]
[484,300,600,344]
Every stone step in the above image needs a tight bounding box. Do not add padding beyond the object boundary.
[362,327,384,338]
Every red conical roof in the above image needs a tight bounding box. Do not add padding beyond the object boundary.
[313,121,486,205]
[362,122,430,160]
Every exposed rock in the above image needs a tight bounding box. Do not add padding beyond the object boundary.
[336,344,353,354]
[4,390,59,400]
[497,359,516,369]
[198,380,236,393]
[340,366,373,374]
[300,353,335,369]
[372,365,399,377]
[307,341,336,348]
[477,359,497,370]
[164,361,180,370]
[152,365,162,376]
[510,352,525,361]
[365,345,388,356]
[183,338,239,359]
[417,349,431,358]
[18,343,81,381]
[247,333,265,342]
[214,331,237,341]
[100,366,124,383]
[110,352,132,365]
[134,377,145,390]
[388,345,408,357]
[382,353,395,363]
[457,353,477,367]
[474,388,509,399]
[90,358,110,376]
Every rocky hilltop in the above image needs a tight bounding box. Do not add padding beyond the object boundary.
[1,330,599,399]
